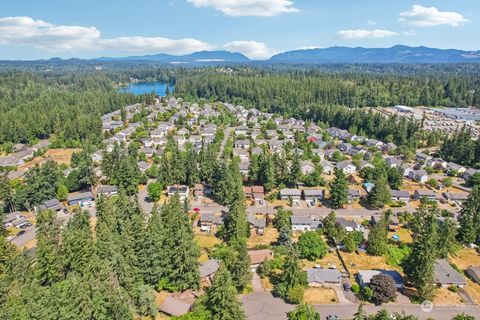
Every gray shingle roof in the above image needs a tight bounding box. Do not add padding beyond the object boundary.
[307,268,342,284]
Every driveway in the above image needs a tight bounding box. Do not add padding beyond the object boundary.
[11,225,36,248]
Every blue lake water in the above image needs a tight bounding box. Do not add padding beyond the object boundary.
[118,81,174,96]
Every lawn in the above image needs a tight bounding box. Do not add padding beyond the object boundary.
[302,252,343,271]
[194,234,221,249]
[247,226,278,249]
[20,148,82,169]
[388,228,413,243]
[450,248,480,270]
[303,287,338,304]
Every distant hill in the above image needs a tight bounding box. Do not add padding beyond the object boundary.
[269,45,480,63]
[96,50,250,63]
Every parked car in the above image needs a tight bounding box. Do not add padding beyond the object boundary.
[16,230,25,236]
[343,283,351,291]
[6,236,14,242]
[326,315,339,320]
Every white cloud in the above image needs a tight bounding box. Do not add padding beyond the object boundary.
[97,37,215,55]
[0,16,215,55]
[0,16,100,51]
[187,0,298,17]
[402,30,417,36]
[399,5,468,27]
[338,29,399,39]
[366,19,377,26]
[223,40,276,59]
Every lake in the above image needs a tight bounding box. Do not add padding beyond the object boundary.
[118,81,174,96]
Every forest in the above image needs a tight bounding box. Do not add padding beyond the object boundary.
[175,68,480,109]
[0,72,141,146]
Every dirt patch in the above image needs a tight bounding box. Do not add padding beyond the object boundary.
[304,287,338,304]
[20,148,82,169]
[248,227,278,249]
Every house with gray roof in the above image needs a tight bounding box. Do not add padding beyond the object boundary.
[357,270,404,289]
[303,189,324,201]
[307,268,342,286]
[291,216,322,232]
[280,189,302,200]
[434,259,466,288]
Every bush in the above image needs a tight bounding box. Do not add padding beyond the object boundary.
[351,283,360,294]
[288,304,320,320]
[361,287,374,301]
[297,231,327,261]
[448,285,458,293]
[286,284,305,304]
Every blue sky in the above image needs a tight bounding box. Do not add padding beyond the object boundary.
[0,0,479,60]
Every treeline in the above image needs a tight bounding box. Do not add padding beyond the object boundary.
[0,72,140,146]
[175,69,480,108]
[440,127,480,167]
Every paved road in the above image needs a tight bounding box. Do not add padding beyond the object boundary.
[11,226,36,248]
[241,292,480,320]
[291,206,416,218]
[218,126,233,159]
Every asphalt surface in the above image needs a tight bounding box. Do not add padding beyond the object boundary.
[241,291,480,320]
[10,225,36,247]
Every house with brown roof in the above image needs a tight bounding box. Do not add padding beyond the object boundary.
[248,249,273,271]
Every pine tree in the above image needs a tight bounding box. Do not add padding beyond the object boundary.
[404,210,438,300]
[142,205,165,286]
[205,264,246,320]
[159,194,200,291]
[457,186,480,245]
[367,175,391,209]
[329,169,349,209]
[367,212,389,256]
[35,209,63,286]
[225,239,252,292]
[288,153,301,187]
[275,249,307,301]
[62,210,94,276]
[437,218,458,259]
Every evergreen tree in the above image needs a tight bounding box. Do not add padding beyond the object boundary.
[35,209,63,286]
[329,169,348,209]
[437,218,458,259]
[288,153,302,187]
[275,250,307,302]
[205,264,246,320]
[62,210,94,276]
[457,186,480,245]
[404,210,438,300]
[367,212,389,256]
[159,194,200,291]
[367,175,391,209]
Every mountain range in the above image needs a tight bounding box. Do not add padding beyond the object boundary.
[40,45,480,64]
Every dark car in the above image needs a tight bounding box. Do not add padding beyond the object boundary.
[16,230,26,236]
[343,283,351,291]
[326,315,339,320]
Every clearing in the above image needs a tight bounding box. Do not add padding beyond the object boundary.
[247,226,278,249]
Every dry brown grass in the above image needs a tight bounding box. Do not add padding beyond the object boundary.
[388,228,413,243]
[194,234,221,249]
[433,287,463,305]
[464,280,480,305]
[247,227,278,249]
[20,148,82,169]
[302,252,343,271]
[260,277,274,291]
[450,249,480,270]
[303,287,338,304]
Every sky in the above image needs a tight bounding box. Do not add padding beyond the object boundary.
[0,0,479,60]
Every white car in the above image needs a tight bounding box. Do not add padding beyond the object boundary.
[6,236,14,242]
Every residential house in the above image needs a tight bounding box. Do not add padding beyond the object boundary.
[96,185,118,197]
[244,186,265,200]
[348,147,367,157]
[366,139,383,149]
[199,259,220,286]
[167,185,189,200]
[248,249,273,271]
[303,189,324,202]
[300,160,315,175]
[239,160,250,175]
[320,161,334,175]
[248,213,266,235]
[37,199,64,213]
[357,270,404,289]
[409,169,428,183]
[391,190,410,202]
[338,143,353,153]
[426,158,447,169]
[348,189,361,202]
[463,168,480,181]
[67,191,95,207]
[416,152,432,163]
[234,140,250,149]
[446,162,466,175]
[291,216,322,232]
[235,125,249,136]
[336,161,356,175]
[385,157,403,168]
[307,268,342,286]
[466,266,480,284]
[199,213,223,232]
[357,160,374,171]
[413,190,437,200]
[434,259,466,288]
[336,218,361,232]
[443,192,469,203]
[233,148,249,160]
[137,161,151,172]
[280,189,302,200]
